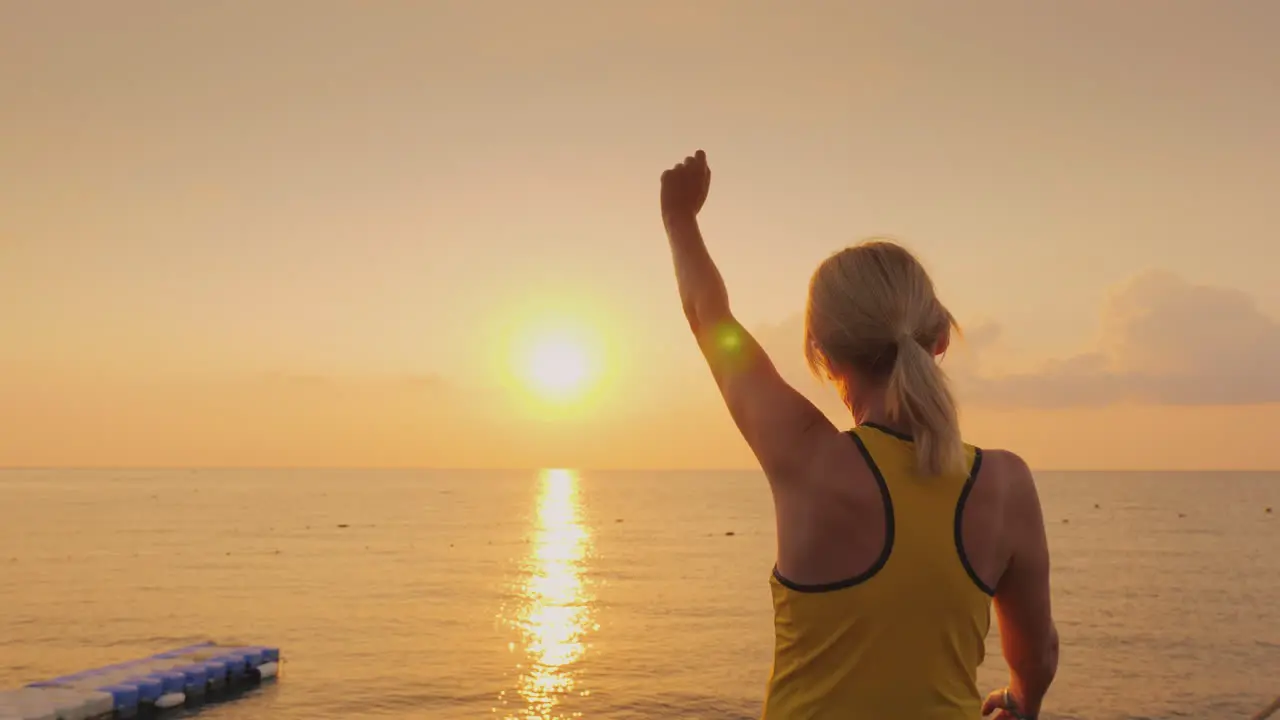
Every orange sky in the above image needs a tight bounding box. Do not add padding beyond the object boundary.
[3,1,1279,470]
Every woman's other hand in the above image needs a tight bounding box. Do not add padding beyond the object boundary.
[982,687,1034,719]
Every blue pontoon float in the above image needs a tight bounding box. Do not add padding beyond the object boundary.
[0,642,280,720]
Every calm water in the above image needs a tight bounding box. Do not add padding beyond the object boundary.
[0,469,1277,719]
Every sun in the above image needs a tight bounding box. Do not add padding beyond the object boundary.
[527,338,590,397]
[517,329,600,403]
[495,301,611,411]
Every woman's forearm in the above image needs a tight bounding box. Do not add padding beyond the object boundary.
[1008,622,1059,717]
[664,214,730,332]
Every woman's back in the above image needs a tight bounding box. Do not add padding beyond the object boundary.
[765,424,992,719]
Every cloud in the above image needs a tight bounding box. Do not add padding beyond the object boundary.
[963,271,1280,407]
[0,367,759,469]
[752,271,1280,409]
[240,371,455,402]
[750,314,845,416]
[0,371,490,467]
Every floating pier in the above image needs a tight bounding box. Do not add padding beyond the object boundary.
[0,642,280,720]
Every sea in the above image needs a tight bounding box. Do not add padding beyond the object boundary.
[0,469,1276,720]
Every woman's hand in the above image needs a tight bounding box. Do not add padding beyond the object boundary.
[660,149,711,223]
[982,687,1035,719]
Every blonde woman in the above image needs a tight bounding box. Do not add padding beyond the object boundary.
[659,151,1059,719]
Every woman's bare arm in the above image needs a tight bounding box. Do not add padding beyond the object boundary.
[987,451,1059,718]
[660,151,838,479]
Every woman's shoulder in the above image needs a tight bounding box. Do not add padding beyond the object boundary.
[975,447,1035,486]
[974,447,1032,478]
[970,446,1046,529]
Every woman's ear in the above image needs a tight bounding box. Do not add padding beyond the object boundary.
[933,327,951,357]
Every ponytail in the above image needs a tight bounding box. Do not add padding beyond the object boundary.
[885,336,964,477]
[805,239,966,475]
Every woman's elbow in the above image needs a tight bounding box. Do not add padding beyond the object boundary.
[1011,622,1059,684]
[1045,624,1061,676]
[681,295,732,337]
[681,297,702,333]
[1031,623,1061,685]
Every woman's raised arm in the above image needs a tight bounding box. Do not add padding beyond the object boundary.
[659,150,839,481]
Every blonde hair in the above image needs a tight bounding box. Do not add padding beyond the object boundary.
[803,239,964,476]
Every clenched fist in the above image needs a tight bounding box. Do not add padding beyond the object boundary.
[660,149,711,223]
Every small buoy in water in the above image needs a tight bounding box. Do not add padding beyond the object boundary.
[337,524,349,529]
[1267,507,1273,514]
[725,531,736,537]
[1178,513,1187,518]
[1062,519,1069,524]
[1094,503,1100,509]
[616,519,624,523]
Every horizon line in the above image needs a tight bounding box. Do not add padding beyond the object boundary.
[2,465,1277,474]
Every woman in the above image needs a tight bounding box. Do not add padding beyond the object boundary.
[659,151,1059,719]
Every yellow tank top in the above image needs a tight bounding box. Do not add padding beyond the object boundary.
[763,423,994,720]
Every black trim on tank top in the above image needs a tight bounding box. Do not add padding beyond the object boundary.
[772,431,895,593]
[954,448,996,596]
[861,421,914,442]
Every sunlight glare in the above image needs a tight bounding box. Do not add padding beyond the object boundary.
[502,468,595,720]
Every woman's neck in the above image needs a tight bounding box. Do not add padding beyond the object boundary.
[849,389,908,435]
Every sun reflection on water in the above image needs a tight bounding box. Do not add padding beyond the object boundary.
[502,468,595,720]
